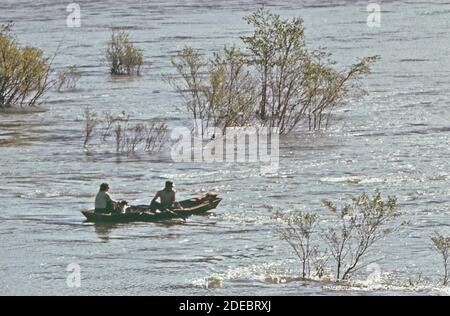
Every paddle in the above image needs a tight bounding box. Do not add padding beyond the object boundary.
[161,208,187,221]
[127,206,184,221]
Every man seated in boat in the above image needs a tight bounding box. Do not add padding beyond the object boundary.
[150,181,179,211]
[95,183,126,213]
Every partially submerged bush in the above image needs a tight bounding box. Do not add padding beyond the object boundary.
[242,10,379,133]
[432,234,450,286]
[277,212,320,279]
[83,108,98,147]
[57,66,81,91]
[170,9,379,135]
[321,190,398,281]
[114,120,168,154]
[277,190,399,281]
[106,28,143,75]
[169,47,256,135]
[0,23,54,109]
[82,110,168,154]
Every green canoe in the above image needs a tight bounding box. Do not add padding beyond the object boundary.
[81,193,222,223]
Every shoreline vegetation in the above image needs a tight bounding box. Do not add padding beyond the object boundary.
[1,8,449,293]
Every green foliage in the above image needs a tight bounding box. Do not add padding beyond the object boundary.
[0,23,54,109]
[242,9,380,133]
[171,9,379,134]
[208,47,257,130]
[169,47,208,132]
[106,28,143,75]
[241,8,306,124]
[169,46,256,135]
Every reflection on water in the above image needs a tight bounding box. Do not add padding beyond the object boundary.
[1,0,450,295]
[90,220,188,241]
[93,223,120,241]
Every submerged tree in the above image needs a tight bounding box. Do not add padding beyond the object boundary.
[169,47,256,135]
[322,190,399,280]
[106,28,143,76]
[278,190,400,281]
[169,47,210,134]
[170,9,379,134]
[0,23,54,109]
[241,9,380,133]
[277,212,320,279]
[208,47,257,131]
[241,9,284,122]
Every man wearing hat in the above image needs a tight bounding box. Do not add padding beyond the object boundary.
[95,183,118,213]
[150,181,176,211]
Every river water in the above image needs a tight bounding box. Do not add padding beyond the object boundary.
[1,0,450,295]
